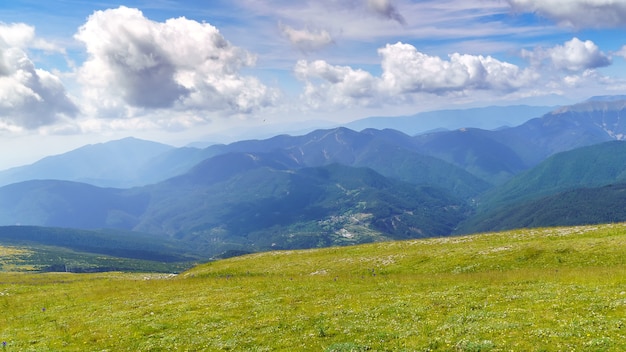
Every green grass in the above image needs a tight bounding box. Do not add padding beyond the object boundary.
[1,223,625,351]
[0,244,194,273]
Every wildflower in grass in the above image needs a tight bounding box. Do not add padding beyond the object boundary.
[2,341,5,348]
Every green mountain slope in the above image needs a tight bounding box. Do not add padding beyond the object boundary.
[350,141,491,199]
[458,183,626,233]
[0,156,470,257]
[0,226,200,272]
[137,161,469,253]
[0,226,198,262]
[476,140,626,213]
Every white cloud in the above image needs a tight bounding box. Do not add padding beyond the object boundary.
[280,24,334,52]
[555,69,626,95]
[507,0,626,28]
[548,38,611,71]
[522,37,611,71]
[295,42,539,109]
[379,42,536,94]
[0,23,35,48]
[0,23,77,130]
[74,6,278,121]
[295,60,378,108]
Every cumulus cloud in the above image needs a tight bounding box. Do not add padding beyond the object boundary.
[0,23,78,129]
[295,60,378,107]
[0,22,64,54]
[75,6,277,120]
[280,24,334,52]
[366,0,406,25]
[522,37,611,71]
[295,42,539,108]
[507,0,626,28]
[379,42,536,93]
[0,23,35,48]
[548,38,611,71]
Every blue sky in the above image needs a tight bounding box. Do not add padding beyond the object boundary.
[1,0,626,168]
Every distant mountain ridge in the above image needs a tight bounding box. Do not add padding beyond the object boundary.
[3,99,623,190]
[412,96,626,182]
[0,105,556,189]
[3,97,626,259]
[0,138,177,188]
[343,105,554,135]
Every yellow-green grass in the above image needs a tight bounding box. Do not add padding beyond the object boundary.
[1,223,625,351]
[0,244,193,273]
[0,247,36,271]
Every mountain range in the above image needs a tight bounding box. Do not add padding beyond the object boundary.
[344,104,555,134]
[2,96,626,260]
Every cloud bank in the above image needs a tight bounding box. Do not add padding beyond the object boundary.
[295,42,539,109]
[379,42,536,93]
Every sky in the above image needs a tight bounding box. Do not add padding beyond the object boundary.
[1,0,626,169]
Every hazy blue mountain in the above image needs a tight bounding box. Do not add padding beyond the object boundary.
[5,96,626,258]
[0,127,489,199]
[344,105,554,135]
[0,180,149,229]
[492,99,626,166]
[163,150,301,187]
[3,97,623,192]
[410,97,626,184]
[586,95,626,102]
[134,146,212,185]
[0,137,175,188]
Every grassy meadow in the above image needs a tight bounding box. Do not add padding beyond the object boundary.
[0,223,625,351]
